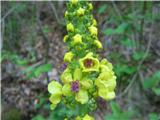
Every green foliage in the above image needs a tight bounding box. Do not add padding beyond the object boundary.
[23,63,52,79]
[103,23,129,35]
[2,108,21,120]
[120,38,136,48]
[32,115,45,120]
[98,4,107,14]
[1,50,52,79]
[114,63,136,77]
[132,51,147,61]
[104,101,134,120]
[149,113,159,120]
[43,25,51,34]
[143,71,160,96]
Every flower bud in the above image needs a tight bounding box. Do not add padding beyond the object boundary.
[77,7,85,16]
[65,11,68,18]
[63,35,69,42]
[67,23,74,32]
[92,19,97,26]
[94,40,102,49]
[73,34,83,44]
[88,26,98,36]
[88,3,93,10]
[71,0,78,5]
[64,51,74,62]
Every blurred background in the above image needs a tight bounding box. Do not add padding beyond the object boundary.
[1,1,160,120]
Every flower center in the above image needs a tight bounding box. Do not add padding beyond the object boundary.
[84,59,94,68]
[71,80,79,92]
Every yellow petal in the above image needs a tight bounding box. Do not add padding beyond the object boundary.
[99,88,115,100]
[75,89,88,104]
[100,59,113,70]
[95,78,116,91]
[62,84,72,96]
[49,94,61,104]
[80,79,93,89]
[74,68,82,80]
[48,81,62,94]
[50,103,57,110]
[61,68,73,83]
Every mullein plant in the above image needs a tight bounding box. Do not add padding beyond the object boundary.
[48,0,116,119]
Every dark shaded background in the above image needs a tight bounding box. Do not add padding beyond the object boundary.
[1,1,160,120]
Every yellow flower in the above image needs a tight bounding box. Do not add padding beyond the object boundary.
[64,51,74,62]
[83,114,94,120]
[77,7,85,16]
[88,3,93,10]
[63,35,69,42]
[94,40,102,49]
[67,23,74,32]
[71,0,78,5]
[79,52,99,72]
[61,68,91,104]
[48,81,62,110]
[88,26,98,36]
[95,60,116,100]
[73,34,83,44]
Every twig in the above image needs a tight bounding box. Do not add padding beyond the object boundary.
[139,1,147,42]
[111,1,123,22]
[1,7,16,22]
[48,1,65,26]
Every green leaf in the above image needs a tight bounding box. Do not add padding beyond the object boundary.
[98,4,107,14]
[34,63,52,77]
[120,38,136,48]
[103,28,115,35]
[110,101,121,114]
[132,51,146,61]
[143,71,160,89]
[115,23,128,34]
[152,88,160,96]
[103,23,129,36]
[105,102,134,120]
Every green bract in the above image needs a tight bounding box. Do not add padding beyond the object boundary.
[47,0,116,119]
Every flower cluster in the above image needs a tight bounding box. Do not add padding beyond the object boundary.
[48,0,116,119]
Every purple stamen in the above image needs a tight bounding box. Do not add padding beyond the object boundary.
[71,80,79,92]
[84,59,94,68]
